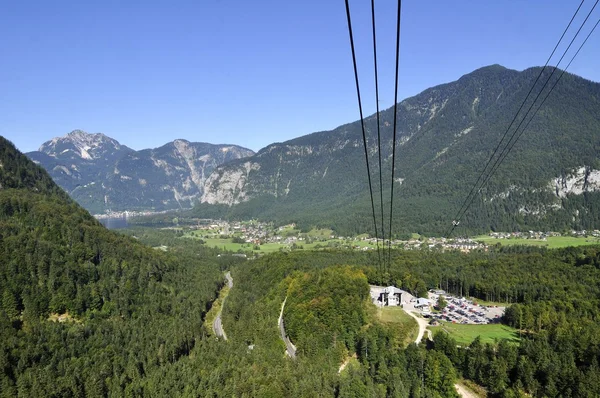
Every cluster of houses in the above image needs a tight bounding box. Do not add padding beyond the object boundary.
[488,230,600,240]
[571,230,600,237]
[189,219,600,255]
[193,219,272,244]
[488,231,561,240]
[402,237,485,253]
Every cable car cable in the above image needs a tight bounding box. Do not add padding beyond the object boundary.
[344,0,383,271]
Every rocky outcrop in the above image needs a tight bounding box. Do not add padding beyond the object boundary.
[201,161,261,205]
[553,167,600,197]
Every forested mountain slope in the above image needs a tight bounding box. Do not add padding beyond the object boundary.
[27,130,254,214]
[0,137,223,396]
[199,65,600,235]
[4,137,600,396]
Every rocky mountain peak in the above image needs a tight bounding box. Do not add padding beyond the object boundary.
[27,132,255,214]
[38,130,130,161]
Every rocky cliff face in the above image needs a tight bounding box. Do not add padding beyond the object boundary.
[102,139,254,212]
[27,131,254,213]
[201,161,261,205]
[553,167,600,198]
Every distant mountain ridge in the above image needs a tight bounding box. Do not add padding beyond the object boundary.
[27,131,254,213]
[197,64,600,235]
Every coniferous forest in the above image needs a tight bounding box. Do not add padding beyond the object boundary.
[3,135,600,397]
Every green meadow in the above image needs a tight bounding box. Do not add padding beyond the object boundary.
[475,235,600,248]
[431,321,519,345]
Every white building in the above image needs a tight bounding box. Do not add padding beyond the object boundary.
[415,298,433,308]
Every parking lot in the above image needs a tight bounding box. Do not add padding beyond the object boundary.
[427,293,505,325]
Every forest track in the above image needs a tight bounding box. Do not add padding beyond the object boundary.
[278,297,297,358]
[454,381,481,398]
[401,302,430,344]
[213,272,233,340]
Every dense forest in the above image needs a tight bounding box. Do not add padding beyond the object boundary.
[3,136,600,396]
[0,138,225,396]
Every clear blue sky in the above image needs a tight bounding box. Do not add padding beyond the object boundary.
[2,0,599,153]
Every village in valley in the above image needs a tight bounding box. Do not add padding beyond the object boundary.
[180,219,488,254]
[174,218,600,255]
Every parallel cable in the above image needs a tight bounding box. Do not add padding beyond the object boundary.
[344,0,383,271]
[454,0,599,235]
[483,15,600,191]
[478,2,599,190]
[445,0,588,238]
[371,0,386,280]
[387,0,402,275]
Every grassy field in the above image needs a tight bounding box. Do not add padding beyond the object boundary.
[431,321,519,345]
[376,307,419,347]
[475,235,600,248]
[203,238,284,253]
[185,229,214,238]
[306,228,335,237]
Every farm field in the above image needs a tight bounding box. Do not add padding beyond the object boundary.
[431,321,519,345]
[473,235,600,249]
[474,235,600,248]
[202,238,282,253]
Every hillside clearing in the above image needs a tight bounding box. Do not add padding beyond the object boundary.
[431,321,519,345]
[376,306,419,347]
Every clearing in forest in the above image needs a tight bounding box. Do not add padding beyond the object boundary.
[431,321,519,345]
[375,306,419,347]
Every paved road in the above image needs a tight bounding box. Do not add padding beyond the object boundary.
[278,297,297,358]
[213,272,232,340]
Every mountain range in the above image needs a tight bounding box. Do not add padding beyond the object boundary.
[197,65,600,235]
[23,64,600,235]
[27,130,254,214]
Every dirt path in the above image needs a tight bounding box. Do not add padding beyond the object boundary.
[406,310,429,343]
[338,353,357,373]
[400,301,430,344]
[213,272,232,340]
[454,381,481,398]
[278,297,297,358]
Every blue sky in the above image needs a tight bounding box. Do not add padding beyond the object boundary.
[2,0,599,153]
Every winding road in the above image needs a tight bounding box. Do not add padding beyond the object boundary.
[402,305,430,344]
[278,297,297,358]
[213,272,233,340]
